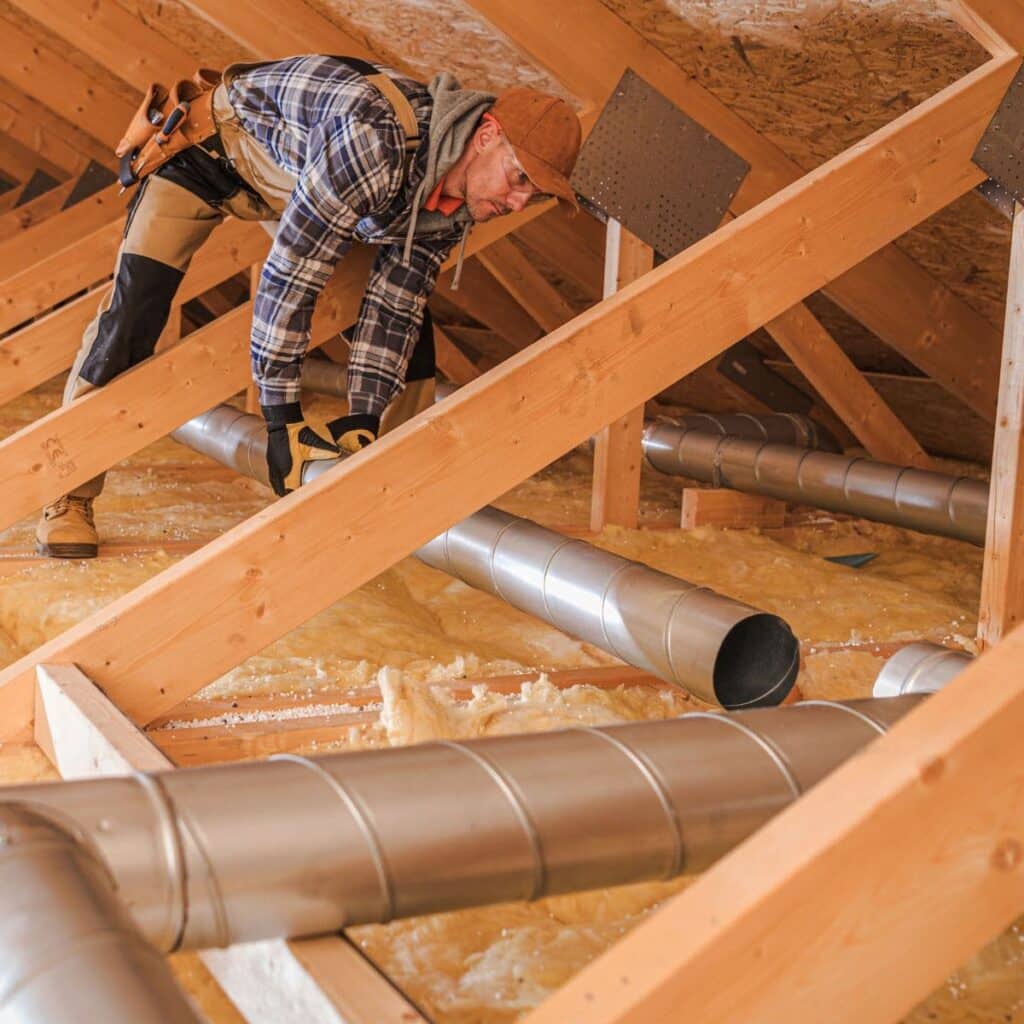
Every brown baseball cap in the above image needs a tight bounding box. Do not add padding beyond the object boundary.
[489,87,582,210]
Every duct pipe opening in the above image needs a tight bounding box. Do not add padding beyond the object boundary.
[712,612,801,709]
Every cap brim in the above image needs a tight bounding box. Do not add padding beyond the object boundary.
[515,148,580,211]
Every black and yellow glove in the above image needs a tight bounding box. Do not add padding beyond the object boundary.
[326,413,379,454]
[263,403,339,496]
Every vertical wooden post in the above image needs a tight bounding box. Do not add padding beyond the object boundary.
[978,202,1024,650]
[245,263,261,414]
[589,220,653,532]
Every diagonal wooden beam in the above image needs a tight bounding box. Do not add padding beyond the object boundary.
[947,0,1024,55]
[0,18,135,150]
[467,0,1006,422]
[0,219,269,407]
[0,176,75,242]
[523,622,1024,1024]
[476,235,578,333]
[0,129,67,185]
[434,325,483,386]
[0,181,124,282]
[0,78,113,175]
[764,303,933,467]
[0,55,1011,741]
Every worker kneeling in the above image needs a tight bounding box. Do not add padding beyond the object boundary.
[36,55,582,558]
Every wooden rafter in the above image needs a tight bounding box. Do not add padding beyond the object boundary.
[0,178,76,242]
[0,53,1010,742]
[0,129,67,185]
[467,0,1007,422]
[947,0,1024,55]
[434,326,483,386]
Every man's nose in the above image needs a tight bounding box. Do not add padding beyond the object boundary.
[506,191,529,213]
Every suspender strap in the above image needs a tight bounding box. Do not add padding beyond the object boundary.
[333,57,421,152]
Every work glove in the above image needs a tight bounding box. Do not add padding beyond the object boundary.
[262,403,339,496]
[326,413,379,454]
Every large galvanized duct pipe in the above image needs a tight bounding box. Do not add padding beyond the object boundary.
[642,422,989,545]
[873,642,974,697]
[0,804,201,1023]
[172,405,799,708]
[0,696,920,954]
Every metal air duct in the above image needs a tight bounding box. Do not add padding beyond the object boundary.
[172,405,799,708]
[0,804,201,1023]
[0,695,921,954]
[873,642,974,697]
[642,422,989,545]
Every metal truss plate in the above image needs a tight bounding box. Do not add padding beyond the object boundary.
[974,64,1024,206]
[570,68,749,259]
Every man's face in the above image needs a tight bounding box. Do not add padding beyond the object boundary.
[463,122,543,222]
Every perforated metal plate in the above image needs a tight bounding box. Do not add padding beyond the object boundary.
[974,65,1024,205]
[570,68,749,259]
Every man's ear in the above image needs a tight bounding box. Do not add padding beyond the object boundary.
[473,115,503,153]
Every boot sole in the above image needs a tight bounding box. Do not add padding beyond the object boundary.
[35,541,98,559]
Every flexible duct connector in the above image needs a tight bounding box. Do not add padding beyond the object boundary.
[642,423,989,545]
[0,804,200,1023]
[0,696,920,954]
[873,642,974,697]
[172,406,799,708]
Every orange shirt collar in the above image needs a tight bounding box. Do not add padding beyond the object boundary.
[424,178,464,216]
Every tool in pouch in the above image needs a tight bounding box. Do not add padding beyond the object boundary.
[115,68,221,192]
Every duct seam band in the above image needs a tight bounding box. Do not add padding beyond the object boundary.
[539,535,577,629]
[795,700,887,736]
[438,741,547,901]
[273,754,397,924]
[578,728,685,879]
[133,772,189,953]
[597,561,636,663]
[686,712,802,799]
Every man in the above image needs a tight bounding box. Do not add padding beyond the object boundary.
[36,54,582,558]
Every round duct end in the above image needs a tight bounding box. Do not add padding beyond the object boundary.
[713,614,800,709]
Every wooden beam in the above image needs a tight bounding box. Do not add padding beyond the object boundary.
[515,206,605,299]
[0,177,76,242]
[590,219,652,531]
[0,183,26,216]
[764,301,933,467]
[34,663,427,1024]
[0,56,1009,740]
[434,325,483,385]
[468,0,1008,421]
[947,0,1024,55]
[0,129,67,185]
[681,489,787,530]
[178,0,376,63]
[9,0,194,93]
[978,203,1024,650]
[0,181,125,282]
[434,258,544,348]
[0,78,112,175]
[0,18,135,150]
[523,622,1024,1024]
[476,235,578,333]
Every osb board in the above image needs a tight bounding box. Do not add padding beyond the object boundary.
[111,0,258,68]
[305,0,574,99]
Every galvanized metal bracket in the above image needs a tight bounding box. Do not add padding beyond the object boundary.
[974,64,1024,207]
[570,68,750,259]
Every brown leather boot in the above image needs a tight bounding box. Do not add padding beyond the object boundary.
[35,495,98,558]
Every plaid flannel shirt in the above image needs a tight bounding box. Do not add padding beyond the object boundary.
[228,56,467,416]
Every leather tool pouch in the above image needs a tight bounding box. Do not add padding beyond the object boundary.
[116,68,222,189]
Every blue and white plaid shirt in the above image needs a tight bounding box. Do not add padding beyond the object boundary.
[227,56,469,416]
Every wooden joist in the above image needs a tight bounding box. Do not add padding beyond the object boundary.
[0,130,67,187]
[434,326,483,386]
[949,0,1024,55]
[522,619,1024,1024]
[468,0,1008,422]
[978,203,1024,650]
[0,55,1009,741]
[0,178,77,243]
[681,489,787,530]
[764,302,933,467]
[34,662,428,1024]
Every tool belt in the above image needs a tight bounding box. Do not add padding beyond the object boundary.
[116,68,221,189]
[116,58,421,193]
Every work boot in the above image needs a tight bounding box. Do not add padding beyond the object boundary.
[35,495,98,558]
